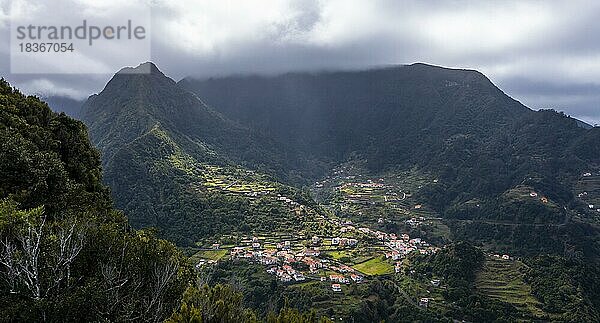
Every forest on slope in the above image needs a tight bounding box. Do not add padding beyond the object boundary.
[5,62,600,320]
[0,78,329,322]
[178,64,600,259]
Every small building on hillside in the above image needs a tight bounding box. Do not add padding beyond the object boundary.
[332,284,342,292]
[293,273,305,281]
[350,274,364,283]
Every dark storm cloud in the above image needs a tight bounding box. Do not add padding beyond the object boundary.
[0,0,599,124]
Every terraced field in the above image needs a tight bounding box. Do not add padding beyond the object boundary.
[475,256,546,319]
[326,250,379,265]
[352,256,394,275]
[312,161,441,220]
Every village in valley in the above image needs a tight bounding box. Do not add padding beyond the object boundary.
[224,222,439,292]
[189,160,543,314]
[190,160,460,311]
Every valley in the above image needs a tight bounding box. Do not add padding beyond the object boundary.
[5,62,597,321]
[96,62,600,321]
[186,160,564,320]
[3,1,600,321]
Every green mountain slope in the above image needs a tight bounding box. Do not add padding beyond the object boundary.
[81,63,320,245]
[181,63,600,258]
[0,79,190,321]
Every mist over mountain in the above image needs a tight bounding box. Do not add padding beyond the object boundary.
[181,63,600,256]
[79,62,600,258]
[181,64,529,162]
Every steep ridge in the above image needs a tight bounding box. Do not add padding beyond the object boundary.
[81,63,319,245]
[83,62,281,171]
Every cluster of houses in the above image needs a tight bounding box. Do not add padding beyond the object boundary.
[492,253,511,260]
[340,180,387,190]
[209,189,441,295]
[405,217,426,227]
[529,191,549,203]
[267,265,305,283]
[385,236,436,260]
[229,236,364,291]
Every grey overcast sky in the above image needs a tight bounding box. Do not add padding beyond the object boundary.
[1,0,600,125]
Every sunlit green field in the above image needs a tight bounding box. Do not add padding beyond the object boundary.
[352,256,394,275]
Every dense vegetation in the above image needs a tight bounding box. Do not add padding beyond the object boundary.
[181,64,600,258]
[0,79,192,321]
[1,78,335,322]
[523,255,600,321]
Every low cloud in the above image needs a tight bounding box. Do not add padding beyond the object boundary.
[0,0,599,124]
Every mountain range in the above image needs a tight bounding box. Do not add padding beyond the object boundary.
[81,63,322,245]
[79,62,600,258]
[4,61,600,321]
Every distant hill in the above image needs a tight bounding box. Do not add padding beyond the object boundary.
[42,95,84,118]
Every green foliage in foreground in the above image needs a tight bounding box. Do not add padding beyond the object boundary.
[167,284,333,323]
[167,284,259,322]
[0,79,192,321]
[0,79,334,322]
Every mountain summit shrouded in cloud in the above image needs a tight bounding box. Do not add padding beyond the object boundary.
[3,0,600,318]
[1,0,600,124]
